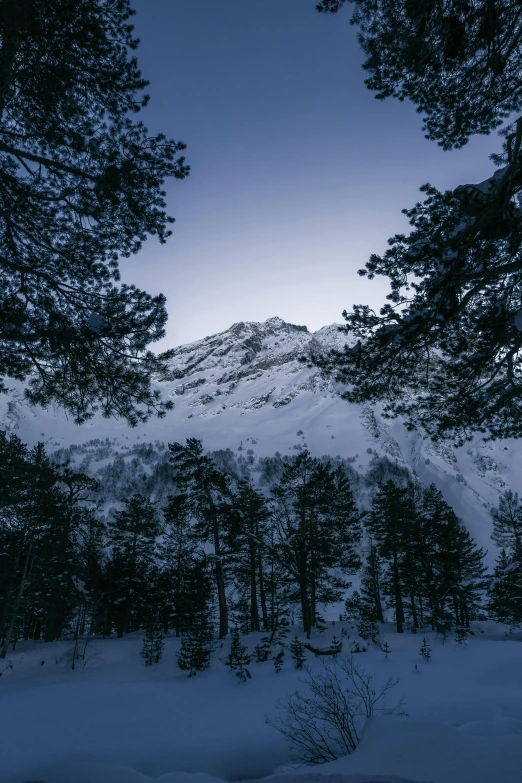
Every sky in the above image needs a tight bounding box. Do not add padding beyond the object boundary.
[127,0,500,348]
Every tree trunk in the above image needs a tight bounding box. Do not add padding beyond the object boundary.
[392,552,405,634]
[410,591,419,630]
[249,541,260,632]
[373,567,385,623]
[212,523,228,639]
[0,543,22,641]
[44,603,57,643]
[299,574,312,639]
[0,543,32,659]
[311,576,317,630]
[257,552,269,631]
[419,596,425,627]
[452,593,460,626]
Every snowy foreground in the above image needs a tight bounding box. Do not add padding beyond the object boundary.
[1,623,521,783]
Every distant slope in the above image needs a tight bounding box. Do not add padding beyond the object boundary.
[1,316,521,560]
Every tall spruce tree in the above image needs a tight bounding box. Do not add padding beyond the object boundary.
[289,634,306,669]
[225,479,271,633]
[419,486,489,629]
[271,452,361,638]
[0,0,189,425]
[104,493,159,637]
[140,611,165,666]
[366,480,417,633]
[491,490,522,557]
[360,543,385,624]
[488,490,522,627]
[176,560,215,677]
[177,612,215,677]
[313,1,522,441]
[225,627,252,682]
[0,432,33,654]
[157,493,200,636]
[488,549,522,628]
[366,480,488,634]
[1,443,74,651]
[74,504,106,638]
[169,439,231,639]
[416,484,450,631]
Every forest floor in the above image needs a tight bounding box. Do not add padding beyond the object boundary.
[0,621,521,783]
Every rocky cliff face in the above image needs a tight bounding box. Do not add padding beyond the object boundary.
[1,316,520,558]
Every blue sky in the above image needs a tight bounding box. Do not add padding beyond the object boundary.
[127,0,499,347]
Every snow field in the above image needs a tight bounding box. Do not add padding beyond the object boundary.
[1,622,521,783]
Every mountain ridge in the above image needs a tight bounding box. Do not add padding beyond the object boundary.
[1,316,520,561]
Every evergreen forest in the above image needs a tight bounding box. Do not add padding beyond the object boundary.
[1,431,519,675]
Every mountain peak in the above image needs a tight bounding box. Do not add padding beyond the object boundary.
[263,316,308,332]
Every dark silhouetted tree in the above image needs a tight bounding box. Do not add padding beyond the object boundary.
[313,1,522,441]
[289,634,306,669]
[141,612,165,666]
[366,481,417,633]
[225,479,271,633]
[104,494,160,637]
[488,490,522,627]
[0,0,189,425]
[169,439,231,639]
[271,452,361,637]
[225,627,252,682]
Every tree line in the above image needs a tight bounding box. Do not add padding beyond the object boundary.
[0,431,520,675]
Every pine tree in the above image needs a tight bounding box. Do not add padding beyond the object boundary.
[264,533,293,641]
[104,494,160,637]
[225,480,271,633]
[330,635,342,656]
[1,442,92,652]
[0,1,189,425]
[455,627,468,646]
[491,491,522,558]
[0,435,107,653]
[271,452,361,638]
[488,550,522,628]
[381,640,391,659]
[158,494,199,636]
[360,545,385,623]
[417,484,453,632]
[74,505,106,638]
[254,637,272,663]
[10,443,73,646]
[441,524,488,629]
[419,637,432,662]
[273,648,285,673]
[177,609,215,677]
[366,481,417,633]
[169,439,231,640]
[289,635,306,669]
[345,546,385,644]
[418,484,488,631]
[313,1,522,441]
[356,614,380,646]
[225,627,252,683]
[488,491,522,629]
[141,614,165,666]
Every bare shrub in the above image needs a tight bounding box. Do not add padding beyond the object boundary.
[266,654,405,765]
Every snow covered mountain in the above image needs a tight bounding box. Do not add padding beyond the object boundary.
[1,315,520,559]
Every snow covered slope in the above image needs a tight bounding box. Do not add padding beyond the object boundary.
[1,316,521,558]
[2,622,522,783]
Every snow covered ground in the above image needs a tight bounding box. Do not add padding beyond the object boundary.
[1,622,521,783]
